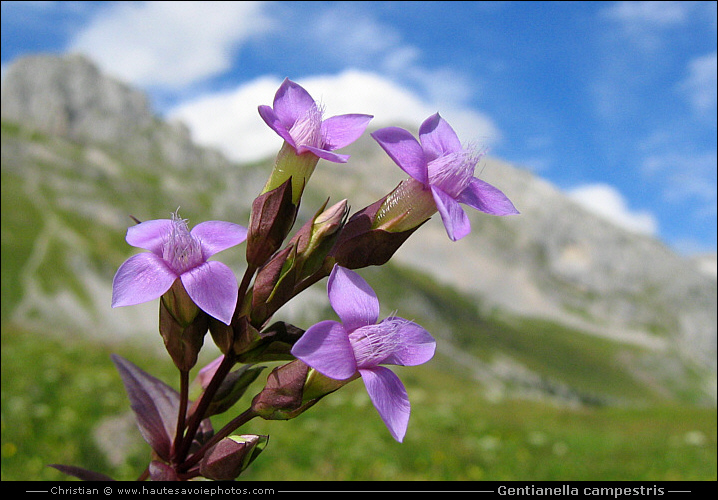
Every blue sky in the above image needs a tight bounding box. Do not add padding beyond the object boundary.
[2,1,716,256]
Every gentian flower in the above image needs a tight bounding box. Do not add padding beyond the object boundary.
[371,113,518,241]
[258,78,373,202]
[112,211,247,325]
[291,265,435,442]
[259,77,373,162]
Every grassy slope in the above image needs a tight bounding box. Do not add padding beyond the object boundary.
[2,122,715,481]
[2,324,715,481]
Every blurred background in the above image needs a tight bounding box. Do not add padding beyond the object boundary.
[1,1,716,481]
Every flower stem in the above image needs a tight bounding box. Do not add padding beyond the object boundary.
[174,352,236,465]
[177,407,258,473]
[172,369,189,459]
[233,264,257,323]
[174,264,257,467]
[137,466,149,481]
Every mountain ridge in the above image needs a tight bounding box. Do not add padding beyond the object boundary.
[2,53,715,404]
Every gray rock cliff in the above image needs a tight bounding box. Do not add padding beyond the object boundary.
[2,53,715,402]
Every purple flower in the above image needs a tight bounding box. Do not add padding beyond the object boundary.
[291,265,435,442]
[112,212,247,325]
[371,113,518,241]
[258,78,373,163]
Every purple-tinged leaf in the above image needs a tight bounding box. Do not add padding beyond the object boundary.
[149,461,178,481]
[111,354,179,461]
[48,464,116,481]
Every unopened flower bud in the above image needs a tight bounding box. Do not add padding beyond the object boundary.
[193,356,266,418]
[236,321,304,363]
[250,360,358,421]
[200,434,268,481]
[329,195,425,269]
[149,460,178,481]
[289,199,348,278]
[250,245,297,325]
[250,360,312,420]
[248,200,348,326]
[246,178,298,269]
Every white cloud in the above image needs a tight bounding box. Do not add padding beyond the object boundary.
[68,1,271,88]
[679,52,718,114]
[280,2,488,136]
[167,75,283,163]
[642,150,717,219]
[567,183,658,236]
[601,1,695,51]
[168,70,500,163]
[603,1,689,26]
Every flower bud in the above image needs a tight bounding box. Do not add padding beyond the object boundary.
[250,360,312,420]
[249,200,348,326]
[289,198,348,278]
[249,245,298,325]
[246,178,298,269]
[199,434,268,481]
[330,194,425,269]
[250,360,358,421]
[193,358,266,418]
[236,321,304,363]
[149,460,178,481]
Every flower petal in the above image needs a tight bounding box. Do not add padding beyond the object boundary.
[181,261,238,325]
[360,366,410,442]
[272,78,316,127]
[458,177,520,216]
[112,253,177,307]
[291,320,357,380]
[191,221,247,258]
[125,219,173,254]
[300,145,350,163]
[321,114,373,150]
[381,320,436,367]
[419,113,463,161]
[258,105,296,146]
[327,266,379,331]
[371,127,428,184]
[431,186,471,241]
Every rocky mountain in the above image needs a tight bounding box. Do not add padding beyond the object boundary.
[2,54,716,405]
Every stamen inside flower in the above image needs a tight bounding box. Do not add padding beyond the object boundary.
[427,150,478,198]
[162,211,203,274]
[349,317,409,368]
[289,103,325,149]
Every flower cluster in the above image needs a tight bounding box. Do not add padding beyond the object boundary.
[53,78,518,481]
